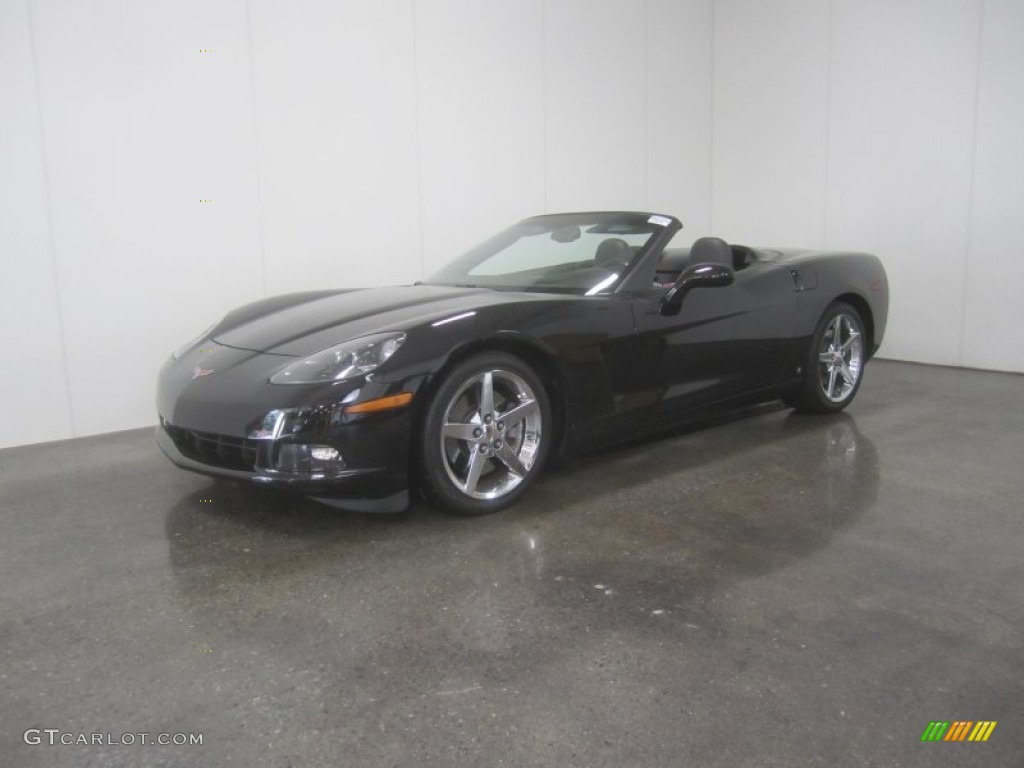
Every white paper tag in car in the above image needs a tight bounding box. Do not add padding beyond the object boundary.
[647,215,672,227]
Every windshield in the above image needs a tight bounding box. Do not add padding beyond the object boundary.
[426,212,669,294]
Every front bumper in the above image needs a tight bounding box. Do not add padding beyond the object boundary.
[155,341,424,512]
[155,419,411,513]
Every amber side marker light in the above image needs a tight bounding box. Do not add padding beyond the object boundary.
[345,392,414,414]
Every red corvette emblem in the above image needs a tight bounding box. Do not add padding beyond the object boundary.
[191,367,214,379]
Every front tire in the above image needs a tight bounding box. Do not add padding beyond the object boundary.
[418,352,551,516]
[790,302,866,414]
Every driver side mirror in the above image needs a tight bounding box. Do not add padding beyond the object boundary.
[659,262,735,316]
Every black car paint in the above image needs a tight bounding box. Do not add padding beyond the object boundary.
[156,212,888,511]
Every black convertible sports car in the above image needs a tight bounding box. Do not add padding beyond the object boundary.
[157,211,888,515]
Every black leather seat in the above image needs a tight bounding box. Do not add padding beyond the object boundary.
[688,236,732,267]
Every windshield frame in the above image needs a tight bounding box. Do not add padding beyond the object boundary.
[425,211,682,296]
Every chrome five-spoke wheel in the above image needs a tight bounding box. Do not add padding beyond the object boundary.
[818,312,863,403]
[791,302,868,413]
[419,352,551,515]
[441,369,542,499]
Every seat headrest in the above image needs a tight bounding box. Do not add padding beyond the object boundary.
[689,236,732,268]
[594,237,632,267]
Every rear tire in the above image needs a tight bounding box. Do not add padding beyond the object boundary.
[790,302,866,414]
[417,352,551,516]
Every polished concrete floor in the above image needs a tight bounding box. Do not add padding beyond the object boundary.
[1,360,1021,767]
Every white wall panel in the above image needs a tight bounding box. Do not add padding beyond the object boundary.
[646,0,713,236]
[962,0,1024,372]
[249,0,421,292]
[826,0,980,365]
[30,0,263,436]
[711,0,830,246]
[414,0,546,274]
[0,0,72,448]
[544,0,646,212]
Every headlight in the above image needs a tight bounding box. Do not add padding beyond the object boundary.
[270,332,406,385]
[172,322,218,359]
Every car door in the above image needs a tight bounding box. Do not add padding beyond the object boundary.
[606,261,800,428]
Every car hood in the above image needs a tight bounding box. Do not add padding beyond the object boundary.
[211,284,527,356]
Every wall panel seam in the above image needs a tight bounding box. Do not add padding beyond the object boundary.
[959,0,986,365]
[822,0,834,250]
[643,0,649,210]
[708,0,716,233]
[541,0,549,212]
[244,0,269,297]
[410,0,426,278]
[25,0,75,438]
